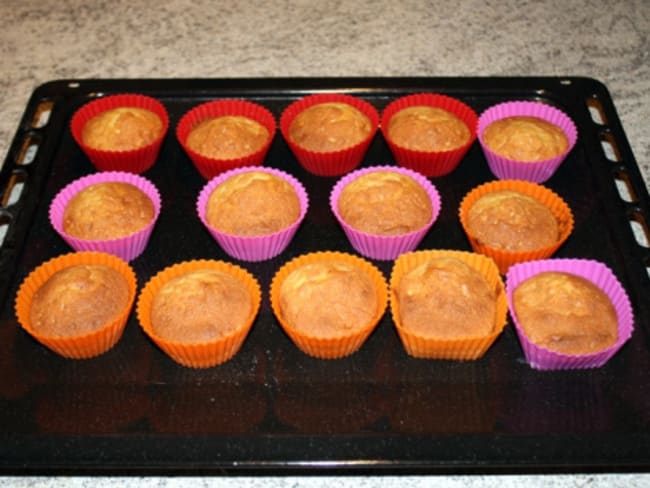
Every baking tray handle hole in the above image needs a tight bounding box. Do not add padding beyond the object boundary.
[600,132,621,162]
[31,100,53,129]
[15,133,41,166]
[2,171,27,208]
[0,212,11,249]
[628,209,650,249]
[614,170,638,203]
[586,96,608,125]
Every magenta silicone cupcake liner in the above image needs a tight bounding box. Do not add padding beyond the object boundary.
[330,165,442,260]
[49,171,162,262]
[505,259,634,370]
[197,166,309,262]
[176,99,276,180]
[380,93,478,177]
[70,93,169,174]
[478,101,578,183]
[279,93,380,176]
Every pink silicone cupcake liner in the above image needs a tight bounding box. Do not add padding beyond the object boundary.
[176,99,276,179]
[505,259,634,370]
[279,93,380,176]
[380,93,478,177]
[70,93,169,174]
[49,171,162,262]
[478,101,578,183]
[197,166,309,262]
[330,165,441,260]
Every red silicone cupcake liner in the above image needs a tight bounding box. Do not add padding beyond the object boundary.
[478,101,578,183]
[380,93,478,177]
[70,93,169,173]
[176,99,276,179]
[197,166,309,261]
[330,165,442,260]
[506,259,634,370]
[49,171,161,262]
[279,93,380,176]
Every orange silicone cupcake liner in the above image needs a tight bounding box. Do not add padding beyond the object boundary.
[270,251,388,359]
[136,260,261,368]
[389,249,508,360]
[14,251,137,359]
[458,179,574,274]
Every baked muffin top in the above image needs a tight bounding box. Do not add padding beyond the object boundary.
[63,182,155,240]
[206,171,300,236]
[186,115,269,160]
[513,271,618,355]
[466,190,559,251]
[396,256,496,339]
[30,264,130,337]
[387,105,470,152]
[338,170,432,235]
[279,260,378,338]
[151,269,252,344]
[482,116,568,162]
[82,107,163,151]
[288,102,372,152]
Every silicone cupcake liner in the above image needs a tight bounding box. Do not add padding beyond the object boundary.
[176,99,276,179]
[459,179,574,274]
[389,250,508,360]
[329,165,442,260]
[197,166,309,262]
[279,93,380,176]
[478,100,578,182]
[505,259,634,370]
[14,251,137,359]
[70,93,169,173]
[49,171,162,262]
[270,251,389,359]
[380,93,478,177]
[136,259,262,368]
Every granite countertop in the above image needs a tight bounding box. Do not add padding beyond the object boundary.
[0,0,649,486]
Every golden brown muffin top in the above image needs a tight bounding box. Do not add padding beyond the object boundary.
[513,271,618,355]
[397,257,496,338]
[151,269,252,343]
[466,190,559,251]
[206,171,300,236]
[30,264,130,337]
[387,105,470,152]
[338,170,432,235]
[63,182,155,240]
[186,115,269,160]
[482,116,568,162]
[289,102,372,152]
[82,107,163,151]
[279,260,378,338]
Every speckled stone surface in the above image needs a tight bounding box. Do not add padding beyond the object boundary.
[0,0,649,486]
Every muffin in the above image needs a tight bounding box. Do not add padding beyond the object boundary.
[62,182,155,240]
[70,93,169,173]
[205,170,300,236]
[381,93,478,177]
[280,93,379,176]
[390,250,508,359]
[136,260,261,368]
[14,251,137,359]
[176,99,276,179]
[482,116,568,162]
[387,105,471,152]
[185,115,269,160]
[82,107,164,152]
[512,271,618,355]
[270,251,388,359]
[49,171,162,261]
[288,102,372,153]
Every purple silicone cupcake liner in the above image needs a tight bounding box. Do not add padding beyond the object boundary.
[49,171,162,262]
[478,101,578,183]
[505,258,634,370]
[197,166,309,262]
[330,165,442,260]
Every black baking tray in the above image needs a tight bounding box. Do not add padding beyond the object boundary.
[0,77,649,475]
